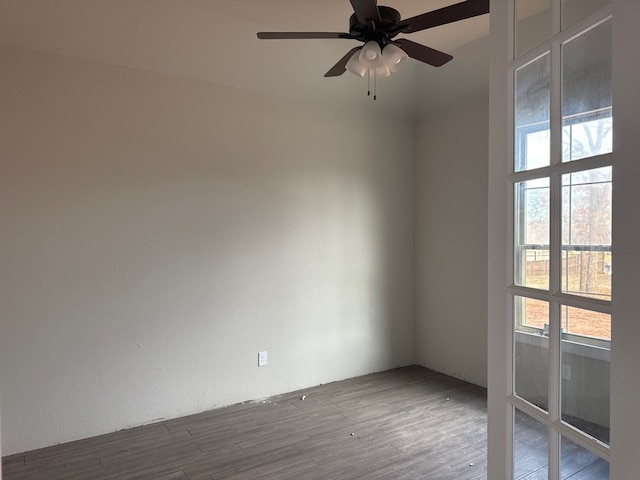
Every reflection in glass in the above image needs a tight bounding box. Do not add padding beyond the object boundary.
[561,436,610,479]
[562,20,612,163]
[515,54,550,171]
[562,0,611,30]
[514,408,548,479]
[561,167,612,300]
[561,308,610,445]
[514,297,549,410]
[515,178,550,289]
[563,115,612,162]
[516,0,551,57]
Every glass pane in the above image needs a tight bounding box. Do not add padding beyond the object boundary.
[562,0,611,30]
[562,306,611,342]
[515,178,550,289]
[563,115,612,162]
[561,309,610,445]
[561,167,612,300]
[514,408,549,479]
[516,0,552,57]
[561,436,610,479]
[514,297,549,410]
[515,54,550,171]
[562,20,612,163]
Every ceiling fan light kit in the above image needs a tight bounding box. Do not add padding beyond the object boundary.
[257,0,489,99]
[346,50,368,77]
[382,44,409,72]
[359,41,382,68]
[374,60,391,78]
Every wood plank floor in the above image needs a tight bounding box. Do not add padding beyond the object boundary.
[2,366,489,480]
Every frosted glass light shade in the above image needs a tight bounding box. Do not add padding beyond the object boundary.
[382,44,409,72]
[374,62,391,78]
[359,41,382,68]
[346,50,367,77]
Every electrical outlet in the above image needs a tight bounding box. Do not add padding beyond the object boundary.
[258,351,268,367]
[562,364,571,381]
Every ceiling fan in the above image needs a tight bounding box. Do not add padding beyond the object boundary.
[257,0,489,97]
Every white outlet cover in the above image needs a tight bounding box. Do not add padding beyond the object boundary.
[258,351,268,366]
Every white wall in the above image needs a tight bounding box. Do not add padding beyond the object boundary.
[414,98,489,387]
[0,45,416,455]
[610,0,640,475]
[414,38,490,388]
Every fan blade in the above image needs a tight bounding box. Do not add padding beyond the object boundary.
[349,0,381,26]
[324,47,361,77]
[394,39,453,67]
[396,0,489,34]
[257,32,353,40]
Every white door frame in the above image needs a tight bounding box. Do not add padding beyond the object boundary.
[488,0,640,478]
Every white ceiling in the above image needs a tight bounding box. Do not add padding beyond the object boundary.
[0,0,489,110]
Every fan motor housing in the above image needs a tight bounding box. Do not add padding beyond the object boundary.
[348,6,402,44]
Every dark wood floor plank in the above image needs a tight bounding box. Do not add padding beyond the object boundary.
[2,366,490,480]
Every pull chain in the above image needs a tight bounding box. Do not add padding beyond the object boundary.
[373,69,377,101]
[365,69,378,100]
